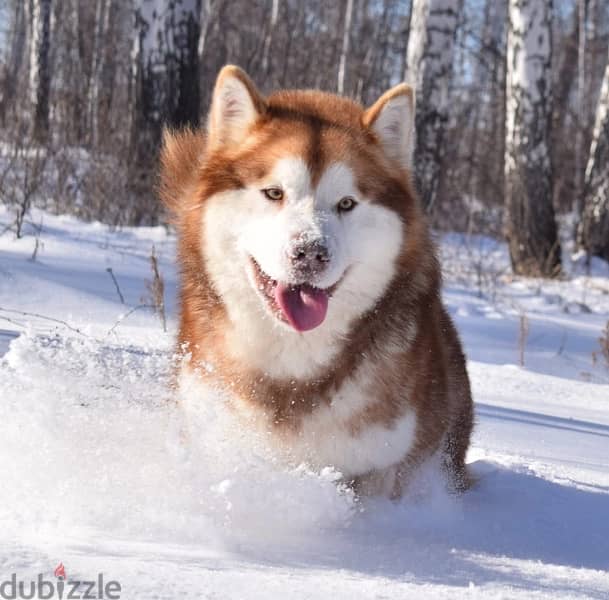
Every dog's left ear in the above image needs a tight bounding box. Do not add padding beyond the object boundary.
[362,84,415,171]
[208,65,266,151]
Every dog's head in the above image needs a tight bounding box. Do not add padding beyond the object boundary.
[162,66,428,345]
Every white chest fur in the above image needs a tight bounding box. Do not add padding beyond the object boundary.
[278,364,417,477]
[180,361,418,479]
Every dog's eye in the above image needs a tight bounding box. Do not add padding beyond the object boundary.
[337,196,357,212]
[262,187,284,202]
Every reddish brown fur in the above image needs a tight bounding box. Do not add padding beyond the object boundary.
[159,70,473,494]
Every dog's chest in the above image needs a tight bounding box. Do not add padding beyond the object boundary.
[182,361,418,478]
[271,368,418,477]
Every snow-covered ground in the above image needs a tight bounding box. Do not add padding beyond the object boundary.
[1,207,608,599]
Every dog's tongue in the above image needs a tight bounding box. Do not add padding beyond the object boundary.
[275,283,328,332]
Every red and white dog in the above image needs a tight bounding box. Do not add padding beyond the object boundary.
[160,65,473,496]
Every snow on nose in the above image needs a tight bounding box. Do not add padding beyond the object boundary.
[287,238,330,278]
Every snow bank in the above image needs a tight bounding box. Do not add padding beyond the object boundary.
[0,333,357,553]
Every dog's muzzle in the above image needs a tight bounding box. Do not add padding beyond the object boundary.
[287,238,330,279]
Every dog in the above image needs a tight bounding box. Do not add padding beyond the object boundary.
[160,65,473,497]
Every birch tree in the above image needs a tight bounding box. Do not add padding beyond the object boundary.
[130,0,201,223]
[28,0,53,141]
[131,0,201,150]
[405,0,462,212]
[261,0,279,76]
[504,0,560,277]
[578,47,609,261]
[337,0,354,95]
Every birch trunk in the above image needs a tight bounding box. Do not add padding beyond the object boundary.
[405,0,461,212]
[28,0,53,141]
[337,0,354,95]
[131,0,201,148]
[198,0,220,66]
[261,0,280,76]
[578,47,609,261]
[504,0,561,277]
[130,0,201,224]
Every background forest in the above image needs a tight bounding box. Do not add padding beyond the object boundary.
[0,0,608,277]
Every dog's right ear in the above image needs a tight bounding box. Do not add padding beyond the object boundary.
[362,84,415,172]
[159,128,205,213]
[207,65,266,151]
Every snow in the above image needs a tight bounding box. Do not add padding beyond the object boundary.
[1,207,608,599]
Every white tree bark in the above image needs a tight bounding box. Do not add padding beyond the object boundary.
[197,0,220,65]
[579,46,609,261]
[130,0,201,224]
[405,0,461,211]
[28,0,53,140]
[337,0,354,95]
[261,0,280,75]
[134,0,201,125]
[504,0,560,277]
[132,0,201,141]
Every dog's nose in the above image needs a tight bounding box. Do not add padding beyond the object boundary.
[288,239,330,274]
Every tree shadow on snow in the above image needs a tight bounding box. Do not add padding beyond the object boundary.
[476,402,609,439]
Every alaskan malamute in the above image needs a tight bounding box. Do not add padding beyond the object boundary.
[160,65,473,497]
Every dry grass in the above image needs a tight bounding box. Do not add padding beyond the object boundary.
[592,320,609,369]
[145,245,167,332]
[518,312,529,367]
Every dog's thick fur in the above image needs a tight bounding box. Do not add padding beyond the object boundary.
[160,66,473,497]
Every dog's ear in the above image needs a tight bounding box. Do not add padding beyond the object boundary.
[362,84,415,171]
[159,127,205,213]
[208,65,266,151]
